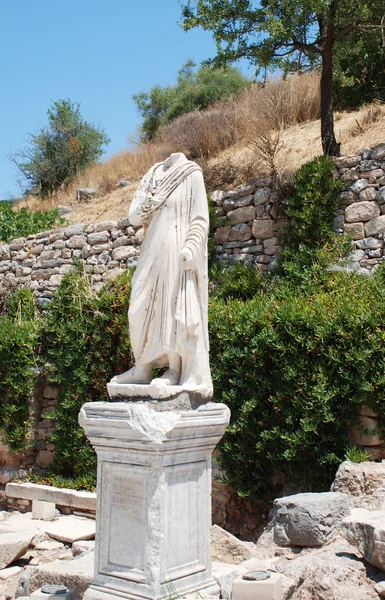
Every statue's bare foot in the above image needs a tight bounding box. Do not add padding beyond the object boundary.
[151,369,180,386]
[111,365,152,385]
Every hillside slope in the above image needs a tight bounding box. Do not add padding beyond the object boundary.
[15,101,385,225]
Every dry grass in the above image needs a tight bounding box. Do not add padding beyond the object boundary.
[14,72,385,224]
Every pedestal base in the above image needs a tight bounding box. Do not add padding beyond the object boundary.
[79,399,230,600]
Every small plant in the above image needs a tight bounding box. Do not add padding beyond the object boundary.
[0,202,65,243]
[344,446,371,463]
[249,120,283,182]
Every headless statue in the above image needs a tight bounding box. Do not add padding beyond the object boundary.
[110,153,212,397]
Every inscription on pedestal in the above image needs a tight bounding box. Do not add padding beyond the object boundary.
[164,461,207,581]
[100,462,147,579]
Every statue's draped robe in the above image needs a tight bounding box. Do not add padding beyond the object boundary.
[128,154,211,388]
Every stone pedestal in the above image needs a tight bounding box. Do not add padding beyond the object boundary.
[79,397,230,600]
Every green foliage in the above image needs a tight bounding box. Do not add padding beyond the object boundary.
[24,472,96,492]
[41,267,133,480]
[13,99,110,197]
[209,264,385,501]
[278,156,347,280]
[180,0,382,155]
[180,1,381,76]
[133,60,249,140]
[334,34,385,109]
[7,289,36,321]
[0,201,64,243]
[344,446,371,463]
[0,291,39,452]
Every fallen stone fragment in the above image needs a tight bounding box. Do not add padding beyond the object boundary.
[375,581,385,597]
[29,552,94,600]
[72,540,94,557]
[0,565,21,579]
[34,540,64,551]
[0,532,33,569]
[45,516,95,544]
[341,508,385,570]
[276,539,378,600]
[274,492,352,547]
[211,525,259,565]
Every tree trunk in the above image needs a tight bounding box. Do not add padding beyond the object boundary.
[320,12,341,157]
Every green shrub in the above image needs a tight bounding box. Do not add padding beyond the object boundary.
[133,60,249,140]
[41,267,133,481]
[0,295,40,452]
[209,265,385,501]
[0,201,64,243]
[278,155,347,281]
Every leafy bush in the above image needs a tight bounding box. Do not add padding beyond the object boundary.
[278,156,347,281]
[41,267,133,481]
[0,202,64,243]
[209,265,385,501]
[133,60,249,140]
[334,34,385,109]
[0,290,39,452]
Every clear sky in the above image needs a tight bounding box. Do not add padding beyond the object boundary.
[0,0,232,199]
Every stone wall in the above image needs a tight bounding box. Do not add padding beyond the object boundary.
[212,141,385,272]
[212,177,286,271]
[1,141,385,301]
[0,378,59,488]
[0,219,143,308]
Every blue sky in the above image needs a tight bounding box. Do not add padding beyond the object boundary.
[0,0,247,199]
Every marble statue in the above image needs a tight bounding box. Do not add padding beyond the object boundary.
[109,152,213,399]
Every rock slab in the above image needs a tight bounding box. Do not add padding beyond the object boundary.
[341,508,385,570]
[0,532,33,569]
[274,492,352,547]
[211,524,258,565]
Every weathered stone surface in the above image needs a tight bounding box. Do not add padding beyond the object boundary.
[351,179,369,194]
[345,201,380,223]
[64,225,84,238]
[335,155,361,168]
[341,508,385,570]
[111,246,137,261]
[66,236,87,249]
[211,525,258,564]
[94,221,117,232]
[224,184,256,199]
[29,552,93,600]
[87,231,110,245]
[331,460,385,499]
[254,188,271,205]
[214,226,231,245]
[276,539,378,600]
[228,206,255,225]
[6,483,96,512]
[0,532,33,569]
[35,451,53,469]
[45,516,95,544]
[72,540,95,557]
[365,215,385,236]
[356,237,383,250]
[58,205,72,216]
[229,224,252,242]
[371,143,385,160]
[274,492,352,547]
[359,187,377,202]
[252,220,275,240]
[34,540,64,551]
[377,188,385,204]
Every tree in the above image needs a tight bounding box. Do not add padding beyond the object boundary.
[333,31,385,109]
[11,100,110,198]
[180,1,384,156]
[133,59,249,140]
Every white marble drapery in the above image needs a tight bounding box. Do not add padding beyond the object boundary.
[127,153,212,392]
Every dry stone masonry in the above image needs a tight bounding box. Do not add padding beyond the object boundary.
[1,142,385,304]
[0,220,143,308]
[212,176,286,271]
